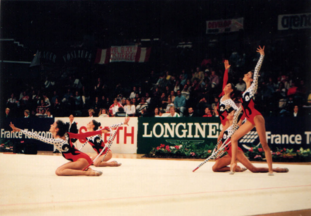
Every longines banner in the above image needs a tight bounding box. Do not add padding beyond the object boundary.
[55,117,138,154]
[137,117,311,154]
[137,117,221,154]
[278,13,311,30]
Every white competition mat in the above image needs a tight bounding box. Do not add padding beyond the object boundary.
[0,154,310,216]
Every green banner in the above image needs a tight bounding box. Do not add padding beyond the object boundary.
[137,117,221,154]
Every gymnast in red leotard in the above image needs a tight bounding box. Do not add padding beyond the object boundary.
[80,117,130,167]
[217,60,239,141]
[9,120,108,176]
[213,108,288,173]
[230,46,275,175]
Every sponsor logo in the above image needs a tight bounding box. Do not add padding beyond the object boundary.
[278,13,311,30]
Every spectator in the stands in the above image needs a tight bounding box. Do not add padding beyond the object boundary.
[197,97,209,115]
[94,77,103,95]
[115,107,127,117]
[180,69,188,86]
[74,91,83,111]
[174,90,186,116]
[136,97,148,115]
[287,82,298,96]
[154,107,161,117]
[36,100,47,115]
[98,108,109,117]
[137,87,143,98]
[124,99,136,116]
[62,88,73,104]
[164,86,171,97]
[6,93,19,111]
[160,93,167,109]
[24,109,30,118]
[170,90,176,103]
[51,98,61,117]
[187,107,197,117]
[209,70,219,88]
[20,91,30,108]
[109,98,123,117]
[92,96,101,114]
[46,110,53,118]
[51,91,58,104]
[235,77,246,92]
[153,87,161,98]
[88,109,95,118]
[165,97,175,113]
[191,67,204,84]
[43,94,51,108]
[121,97,126,107]
[173,80,181,93]
[292,105,301,117]
[212,106,219,117]
[5,108,10,118]
[145,92,151,104]
[203,107,213,117]
[129,86,137,99]
[168,106,180,117]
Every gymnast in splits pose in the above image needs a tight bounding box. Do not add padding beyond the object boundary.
[80,117,130,167]
[213,108,288,173]
[9,120,110,176]
[230,46,282,175]
[217,60,239,141]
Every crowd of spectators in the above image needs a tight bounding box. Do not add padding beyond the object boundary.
[3,39,311,119]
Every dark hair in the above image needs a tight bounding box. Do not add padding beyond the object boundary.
[56,120,67,137]
[229,83,237,97]
[92,120,101,131]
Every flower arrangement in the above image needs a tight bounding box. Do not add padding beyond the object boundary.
[145,142,216,159]
[0,139,14,152]
[145,142,311,162]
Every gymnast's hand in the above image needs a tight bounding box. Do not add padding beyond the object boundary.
[9,122,20,132]
[224,60,231,70]
[256,45,265,56]
[123,116,130,126]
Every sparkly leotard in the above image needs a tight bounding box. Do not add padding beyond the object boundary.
[21,130,103,169]
[241,54,264,125]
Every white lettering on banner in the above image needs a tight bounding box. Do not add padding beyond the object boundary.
[208,123,219,139]
[305,131,311,144]
[110,46,138,62]
[278,13,311,30]
[175,123,187,138]
[187,123,194,138]
[142,123,152,137]
[164,123,176,138]
[266,132,302,144]
[194,123,208,138]
[153,123,164,138]
[141,122,220,139]
[0,128,52,139]
[55,117,138,154]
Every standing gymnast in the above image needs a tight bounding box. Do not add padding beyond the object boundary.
[9,120,109,176]
[217,60,239,141]
[230,46,274,174]
[213,109,288,173]
[81,117,130,167]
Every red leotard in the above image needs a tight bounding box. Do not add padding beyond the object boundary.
[241,54,264,125]
[86,135,110,155]
[21,130,103,170]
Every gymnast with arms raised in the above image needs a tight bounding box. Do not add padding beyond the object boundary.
[217,60,239,142]
[230,46,286,175]
[9,120,111,176]
[213,108,288,173]
[80,117,130,167]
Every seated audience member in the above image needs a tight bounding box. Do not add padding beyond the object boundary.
[174,90,186,116]
[115,107,127,117]
[124,99,136,116]
[88,109,95,118]
[212,106,219,117]
[109,98,123,117]
[165,97,175,113]
[46,110,53,118]
[292,105,301,117]
[24,109,30,118]
[154,107,161,117]
[203,107,213,117]
[167,106,180,117]
[188,107,197,117]
[98,108,109,117]
[136,97,148,115]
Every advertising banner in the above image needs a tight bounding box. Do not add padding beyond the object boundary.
[137,117,221,154]
[0,118,54,151]
[206,17,244,34]
[55,117,138,154]
[278,13,311,30]
[94,46,151,64]
[137,117,311,154]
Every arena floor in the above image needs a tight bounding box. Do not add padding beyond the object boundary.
[0,153,310,216]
